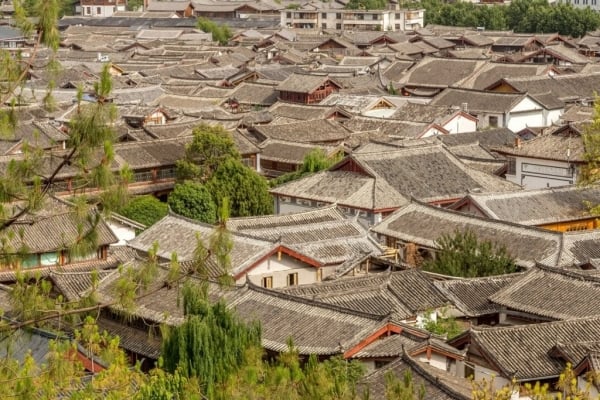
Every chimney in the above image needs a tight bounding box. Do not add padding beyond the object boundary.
[514,136,522,149]
[461,102,468,112]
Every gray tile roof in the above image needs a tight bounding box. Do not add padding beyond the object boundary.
[278,269,448,317]
[1,197,117,254]
[461,63,548,90]
[97,316,161,360]
[259,140,336,164]
[559,229,600,265]
[270,169,408,211]
[227,205,384,265]
[226,82,278,106]
[430,88,528,114]
[398,57,485,88]
[272,142,518,210]
[341,116,427,137]
[351,142,519,203]
[351,333,419,358]
[228,283,386,355]
[493,131,585,162]
[497,73,600,102]
[435,128,516,151]
[489,265,600,320]
[434,274,521,317]
[268,102,345,121]
[464,185,600,226]
[458,316,600,380]
[390,102,457,123]
[371,201,563,268]
[127,213,275,276]
[251,119,351,143]
[358,354,472,400]
[276,73,340,93]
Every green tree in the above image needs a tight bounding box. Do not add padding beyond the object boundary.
[167,181,217,223]
[423,308,464,339]
[196,17,232,45]
[580,95,600,190]
[346,0,387,10]
[126,0,144,11]
[270,148,342,187]
[161,282,262,398]
[176,124,240,182]
[119,195,168,227]
[420,0,600,36]
[207,158,273,217]
[423,229,517,277]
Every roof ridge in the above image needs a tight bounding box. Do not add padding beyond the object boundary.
[245,280,387,321]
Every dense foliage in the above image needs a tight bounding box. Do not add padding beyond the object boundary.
[424,0,600,37]
[347,0,600,37]
[270,148,343,187]
[346,0,387,11]
[424,229,517,277]
[196,17,232,45]
[119,195,168,227]
[126,0,143,11]
[162,283,262,398]
[167,181,217,223]
[177,124,273,218]
[207,158,273,217]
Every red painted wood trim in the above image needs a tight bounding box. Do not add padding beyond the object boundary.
[343,323,403,359]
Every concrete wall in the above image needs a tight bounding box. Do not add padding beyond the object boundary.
[106,220,137,246]
[443,114,477,134]
[506,155,576,189]
[247,253,319,288]
[417,352,448,371]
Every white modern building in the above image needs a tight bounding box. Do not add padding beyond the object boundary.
[77,0,127,17]
[280,8,424,31]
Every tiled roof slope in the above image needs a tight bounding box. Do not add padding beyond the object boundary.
[278,269,448,318]
[434,274,521,317]
[463,185,600,226]
[371,201,563,268]
[489,265,600,320]
[228,283,386,355]
[227,205,383,266]
[459,316,600,380]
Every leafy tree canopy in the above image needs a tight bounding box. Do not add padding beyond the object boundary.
[119,195,168,227]
[167,181,217,224]
[196,17,232,45]
[346,0,387,10]
[415,0,600,37]
[423,229,517,277]
[270,148,342,187]
[176,123,240,182]
[207,158,273,217]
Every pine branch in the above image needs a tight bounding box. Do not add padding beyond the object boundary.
[0,147,78,231]
[1,254,216,332]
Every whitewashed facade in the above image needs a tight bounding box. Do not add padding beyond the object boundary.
[505,155,578,189]
[280,8,424,31]
[78,0,126,17]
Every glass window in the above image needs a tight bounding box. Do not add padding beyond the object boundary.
[21,254,39,269]
[40,252,59,266]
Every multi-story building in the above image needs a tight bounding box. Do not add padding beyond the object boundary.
[280,8,424,32]
[78,0,126,17]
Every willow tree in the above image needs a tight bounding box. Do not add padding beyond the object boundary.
[162,282,262,398]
